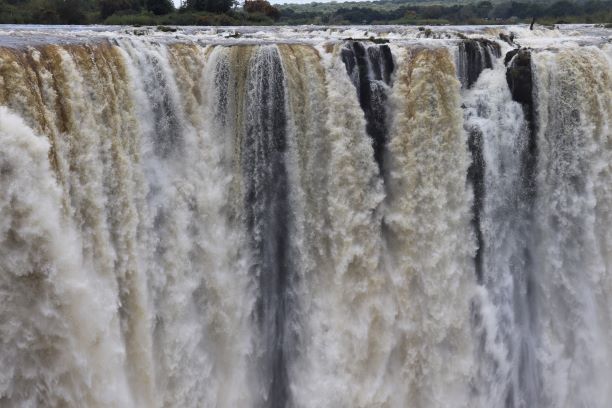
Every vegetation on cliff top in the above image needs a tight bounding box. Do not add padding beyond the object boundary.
[0,0,610,25]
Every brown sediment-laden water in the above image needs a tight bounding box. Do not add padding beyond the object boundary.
[0,24,610,408]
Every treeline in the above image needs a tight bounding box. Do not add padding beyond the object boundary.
[0,0,610,25]
[280,0,612,25]
[0,0,282,24]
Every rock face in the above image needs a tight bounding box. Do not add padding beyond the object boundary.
[341,41,394,172]
[2,26,612,408]
[505,48,535,142]
[457,38,501,89]
[467,127,485,283]
[505,48,537,203]
[457,38,500,282]
[505,49,533,107]
[499,32,515,45]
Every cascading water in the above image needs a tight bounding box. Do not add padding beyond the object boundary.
[341,41,394,170]
[531,47,612,407]
[0,25,610,408]
[462,45,539,408]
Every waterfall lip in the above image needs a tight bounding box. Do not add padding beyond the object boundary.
[0,24,608,48]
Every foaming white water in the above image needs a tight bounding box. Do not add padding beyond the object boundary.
[118,39,256,406]
[462,55,537,408]
[531,46,612,408]
[50,44,157,407]
[0,26,610,408]
[383,46,476,408]
[288,42,390,407]
[0,107,133,407]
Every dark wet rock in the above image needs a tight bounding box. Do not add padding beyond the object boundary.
[341,41,394,173]
[457,38,501,89]
[505,49,532,106]
[499,32,515,45]
[505,48,537,199]
[156,25,177,33]
[504,48,519,66]
[467,127,485,283]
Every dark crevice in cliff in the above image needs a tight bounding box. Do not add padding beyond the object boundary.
[506,49,537,201]
[243,48,294,408]
[460,39,500,283]
[341,41,394,174]
[142,51,182,158]
[467,128,486,283]
[505,48,541,407]
[458,38,501,89]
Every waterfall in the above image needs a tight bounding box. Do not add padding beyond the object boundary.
[0,26,610,408]
[0,104,134,407]
[463,45,538,408]
[341,41,394,171]
[531,47,612,407]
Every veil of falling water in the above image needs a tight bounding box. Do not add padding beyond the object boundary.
[0,25,610,408]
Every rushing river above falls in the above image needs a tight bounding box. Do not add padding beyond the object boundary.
[0,24,611,408]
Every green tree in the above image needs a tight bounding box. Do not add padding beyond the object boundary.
[58,0,85,22]
[244,0,279,20]
[146,0,173,15]
[185,0,233,13]
[29,0,59,23]
[99,0,140,19]
[547,0,578,17]
[475,1,492,18]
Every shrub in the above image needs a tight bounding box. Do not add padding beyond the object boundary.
[244,0,279,20]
